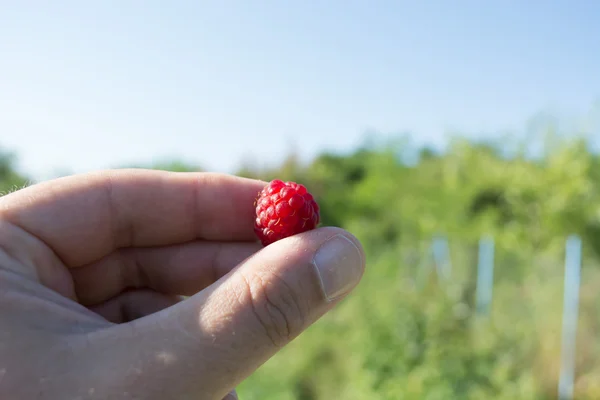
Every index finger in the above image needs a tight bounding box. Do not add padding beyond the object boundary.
[0,169,267,267]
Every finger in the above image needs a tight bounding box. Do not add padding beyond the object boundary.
[0,169,267,267]
[72,241,261,305]
[84,227,365,399]
[89,289,183,323]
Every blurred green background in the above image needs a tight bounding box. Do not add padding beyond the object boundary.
[3,126,600,399]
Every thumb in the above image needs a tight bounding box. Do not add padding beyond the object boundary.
[92,227,365,399]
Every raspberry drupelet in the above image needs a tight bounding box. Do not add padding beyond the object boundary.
[254,179,320,246]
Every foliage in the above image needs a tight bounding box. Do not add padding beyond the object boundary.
[235,131,600,399]
[0,148,29,196]
[2,126,600,398]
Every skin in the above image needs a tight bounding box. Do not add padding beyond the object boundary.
[0,169,366,400]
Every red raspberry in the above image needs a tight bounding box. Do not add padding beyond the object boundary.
[254,179,320,246]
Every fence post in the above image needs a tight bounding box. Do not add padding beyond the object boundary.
[558,235,582,400]
[475,236,495,316]
[432,235,451,282]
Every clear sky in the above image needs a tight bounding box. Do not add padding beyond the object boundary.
[1,1,599,181]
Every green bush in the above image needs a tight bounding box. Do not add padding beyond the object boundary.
[235,131,600,399]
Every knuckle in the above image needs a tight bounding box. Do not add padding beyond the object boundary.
[239,270,308,347]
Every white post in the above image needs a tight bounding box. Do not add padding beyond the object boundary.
[432,235,451,281]
[475,236,495,316]
[558,235,582,400]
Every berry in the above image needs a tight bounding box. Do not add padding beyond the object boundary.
[254,179,320,246]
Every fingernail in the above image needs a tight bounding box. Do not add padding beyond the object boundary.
[313,234,364,302]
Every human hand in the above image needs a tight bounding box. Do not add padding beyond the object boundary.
[0,170,366,400]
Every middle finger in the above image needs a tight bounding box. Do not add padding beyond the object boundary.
[71,240,261,305]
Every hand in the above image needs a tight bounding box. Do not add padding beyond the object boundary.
[0,170,366,400]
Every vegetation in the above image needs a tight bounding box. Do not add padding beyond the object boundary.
[2,126,600,399]
[0,147,29,195]
[232,131,600,399]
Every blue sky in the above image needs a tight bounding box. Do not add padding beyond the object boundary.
[1,1,599,181]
